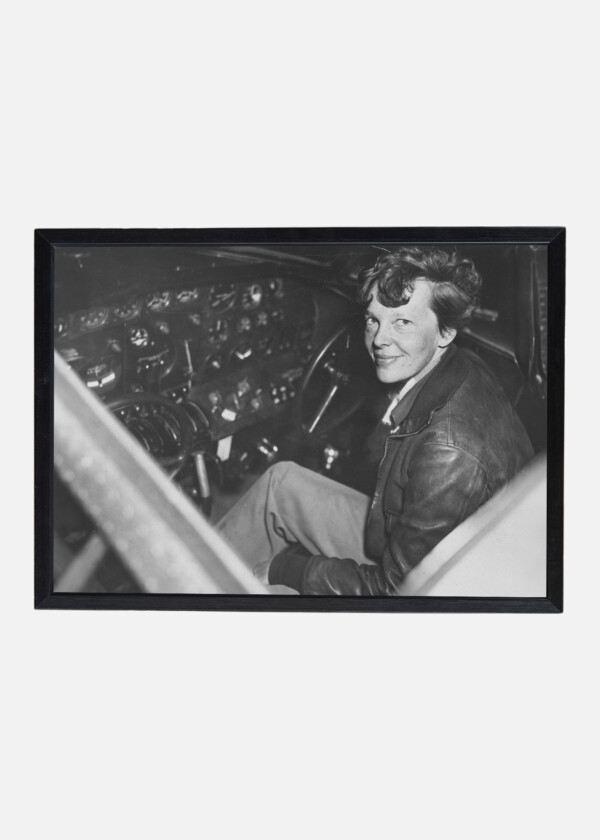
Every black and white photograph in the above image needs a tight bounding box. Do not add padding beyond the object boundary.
[6,2,597,838]
[40,229,562,609]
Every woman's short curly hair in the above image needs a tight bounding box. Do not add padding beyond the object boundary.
[358,247,482,334]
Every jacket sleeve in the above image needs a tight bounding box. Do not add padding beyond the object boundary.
[269,443,488,596]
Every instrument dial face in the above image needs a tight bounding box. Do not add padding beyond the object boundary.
[176,288,199,305]
[114,300,142,321]
[78,307,109,331]
[242,283,263,309]
[205,353,224,373]
[267,278,284,297]
[231,342,253,364]
[255,310,268,328]
[209,283,236,311]
[83,358,120,391]
[208,318,229,344]
[145,291,172,312]
[129,326,150,348]
[236,315,252,333]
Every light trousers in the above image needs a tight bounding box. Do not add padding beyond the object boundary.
[216,461,373,588]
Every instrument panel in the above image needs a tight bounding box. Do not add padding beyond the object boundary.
[55,276,317,442]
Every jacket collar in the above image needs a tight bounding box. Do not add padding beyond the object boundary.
[389,344,471,436]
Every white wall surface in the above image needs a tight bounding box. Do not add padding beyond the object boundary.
[2,2,595,839]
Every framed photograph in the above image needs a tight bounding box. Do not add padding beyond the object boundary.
[35,228,564,612]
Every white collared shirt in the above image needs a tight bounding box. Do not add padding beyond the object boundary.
[381,346,448,426]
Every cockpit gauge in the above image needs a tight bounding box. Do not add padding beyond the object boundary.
[255,310,268,328]
[205,352,224,374]
[114,300,142,321]
[209,283,236,311]
[128,325,150,348]
[270,307,284,322]
[145,291,172,312]
[83,359,120,391]
[236,315,252,333]
[241,283,263,309]
[78,307,109,331]
[231,342,253,364]
[267,278,284,297]
[176,288,199,305]
[208,318,229,344]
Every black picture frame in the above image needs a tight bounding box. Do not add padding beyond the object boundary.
[35,227,564,613]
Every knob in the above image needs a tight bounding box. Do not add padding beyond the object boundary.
[323,445,340,472]
[234,344,253,362]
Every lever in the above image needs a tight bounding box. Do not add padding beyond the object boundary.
[307,383,340,433]
[193,452,212,517]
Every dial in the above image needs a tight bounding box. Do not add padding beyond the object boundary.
[236,315,252,333]
[78,307,109,331]
[83,358,120,391]
[205,352,224,373]
[267,278,284,297]
[145,291,172,312]
[242,283,263,309]
[128,325,150,348]
[114,300,142,321]
[208,318,229,344]
[209,283,236,311]
[255,310,268,328]
[176,288,199,305]
[231,342,253,365]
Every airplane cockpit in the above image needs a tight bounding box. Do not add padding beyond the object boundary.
[50,240,550,599]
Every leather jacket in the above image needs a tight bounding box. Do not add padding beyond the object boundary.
[270,344,534,596]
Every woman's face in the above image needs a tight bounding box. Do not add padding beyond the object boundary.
[364,280,456,384]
